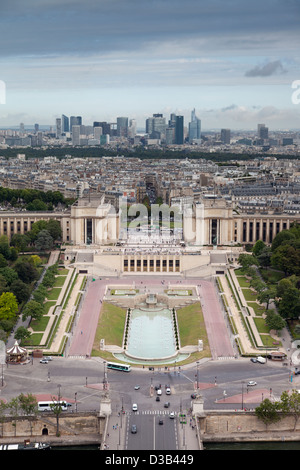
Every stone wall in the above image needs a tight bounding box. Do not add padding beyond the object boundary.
[0,412,104,440]
[200,411,300,441]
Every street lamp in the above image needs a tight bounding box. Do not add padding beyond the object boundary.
[241,381,245,410]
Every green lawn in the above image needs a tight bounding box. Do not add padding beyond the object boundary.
[242,288,258,302]
[53,275,67,287]
[46,287,62,301]
[247,302,266,316]
[253,317,269,334]
[58,268,69,275]
[236,276,252,288]
[177,302,209,353]
[30,315,50,332]
[44,301,56,314]
[93,302,127,347]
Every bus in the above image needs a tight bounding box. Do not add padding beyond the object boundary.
[106,362,131,372]
[38,401,70,412]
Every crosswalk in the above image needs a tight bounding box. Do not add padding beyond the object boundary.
[129,410,178,416]
[217,356,236,360]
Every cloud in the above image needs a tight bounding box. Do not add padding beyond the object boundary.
[245,60,287,77]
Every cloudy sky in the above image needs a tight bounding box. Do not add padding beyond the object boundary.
[0,0,299,130]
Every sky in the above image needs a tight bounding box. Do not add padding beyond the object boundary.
[0,0,299,130]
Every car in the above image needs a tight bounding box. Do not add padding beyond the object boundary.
[166,387,171,395]
[132,404,138,411]
[164,402,170,408]
[134,385,140,390]
[247,381,257,386]
[169,412,175,419]
[156,396,160,401]
[40,359,48,364]
[44,356,52,361]
[159,419,163,425]
[250,358,257,363]
[131,424,137,434]
[157,389,162,396]
[295,370,300,375]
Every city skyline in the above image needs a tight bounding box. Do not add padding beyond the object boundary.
[0,0,299,130]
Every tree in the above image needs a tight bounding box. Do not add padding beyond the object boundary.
[271,244,300,276]
[14,260,39,284]
[265,309,286,334]
[280,390,300,431]
[278,287,300,320]
[30,254,42,267]
[35,229,53,251]
[0,267,18,286]
[238,253,259,271]
[10,279,31,304]
[257,286,277,310]
[18,393,38,416]
[26,199,48,211]
[271,229,296,252]
[45,219,62,241]
[0,292,18,321]
[0,253,7,268]
[252,240,266,257]
[14,326,31,343]
[257,246,272,269]
[276,276,299,298]
[10,233,30,252]
[255,398,282,428]
[22,300,44,322]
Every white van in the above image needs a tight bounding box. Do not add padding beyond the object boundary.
[157,389,162,396]
[256,356,266,364]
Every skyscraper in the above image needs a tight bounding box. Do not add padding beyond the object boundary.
[70,116,82,130]
[56,118,62,138]
[188,108,201,143]
[117,117,128,137]
[258,123,269,140]
[221,128,230,144]
[72,125,80,145]
[175,115,184,144]
[61,114,69,133]
[146,114,166,140]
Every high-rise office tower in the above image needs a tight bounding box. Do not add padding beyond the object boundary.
[56,118,62,138]
[34,123,39,134]
[175,115,184,144]
[146,114,166,139]
[61,114,69,133]
[258,123,269,140]
[94,126,103,141]
[94,122,111,135]
[188,109,201,143]
[128,119,137,139]
[70,116,82,130]
[72,125,80,145]
[117,117,128,137]
[221,128,230,144]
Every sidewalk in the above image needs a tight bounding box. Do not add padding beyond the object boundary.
[102,411,127,451]
[177,415,201,450]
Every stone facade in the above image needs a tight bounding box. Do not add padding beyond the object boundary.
[0,195,298,247]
